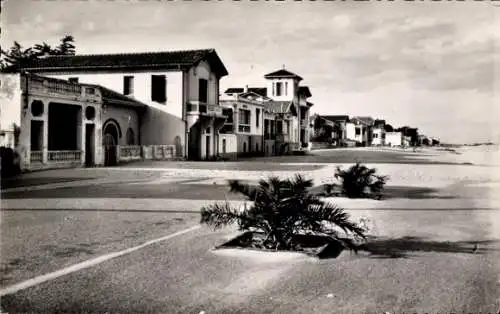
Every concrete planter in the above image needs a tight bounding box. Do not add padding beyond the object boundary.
[213,231,347,259]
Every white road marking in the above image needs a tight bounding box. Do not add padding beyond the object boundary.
[0,225,201,296]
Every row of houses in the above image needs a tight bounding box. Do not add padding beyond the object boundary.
[311,114,428,148]
[0,48,315,172]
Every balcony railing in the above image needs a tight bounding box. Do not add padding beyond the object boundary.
[238,124,250,133]
[30,76,82,95]
[48,150,82,162]
[187,101,223,116]
[30,151,43,163]
[264,133,276,140]
[220,124,234,134]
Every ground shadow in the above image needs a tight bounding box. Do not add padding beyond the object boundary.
[357,236,500,259]
[311,184,458,200]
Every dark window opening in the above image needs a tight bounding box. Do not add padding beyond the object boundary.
[151,75,167,103]
[276,82,283,96]
[199,78,208,103]
[256,108,260,128]
[355,128,361,135]
[68,77,79,84]
[124,76,134,96]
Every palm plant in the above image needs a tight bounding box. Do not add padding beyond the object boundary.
[332,163,388,199]
[200,175,366,251]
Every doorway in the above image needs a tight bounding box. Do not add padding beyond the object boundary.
[103,122,119,166]
[205,135,210,159]
[85,124,95,167]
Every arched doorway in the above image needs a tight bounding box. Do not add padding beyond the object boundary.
[103,122,119,166]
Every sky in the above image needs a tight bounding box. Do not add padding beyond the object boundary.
[1,0,499,144]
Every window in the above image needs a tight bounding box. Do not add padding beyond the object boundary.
[123,76,134,95]
[285,82,288,96]
[68,77,79,84]
[373,133,378,138]
[238,109,251,132]
[199,78,208,103]
[222,108,233,123]
[126,128,135,145]
[222,139,226,153]
[151,75,166,103]
[275,82,283,96]
[256,108,260,128]
[355,128,361,135]
[277,120,283,133]
[256,143,259,152]
[238,109,251,125]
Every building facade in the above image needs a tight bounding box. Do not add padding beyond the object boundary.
[223,68,314,156]
[385,132,403,147]
[219,90,269,159]
[21,49,229,161]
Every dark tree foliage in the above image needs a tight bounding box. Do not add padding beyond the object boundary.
[327,163,388,199]
[1,36,76,72]
[200,175,366,251]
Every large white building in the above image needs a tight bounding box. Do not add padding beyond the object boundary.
[18,49,229,162]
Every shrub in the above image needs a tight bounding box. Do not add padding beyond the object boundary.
[200,174,366,251]
[329,163,388,199]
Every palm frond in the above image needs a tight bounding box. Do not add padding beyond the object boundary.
[200,202,241,230]
[228,179,258,200]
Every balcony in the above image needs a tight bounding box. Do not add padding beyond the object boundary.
[276,132,290,142]
[264,133,276,140]
[27,76,100,103]
[238,124,251,133]
[220,124,234,134]
[187,101,223,116]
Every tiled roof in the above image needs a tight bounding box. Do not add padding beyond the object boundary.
[298,86,312,98]
[264,69,303,81]
[224,87,267,97]
[21,49,228,77]
[322,115,350,122]
[238,91,272,101]
[100,86,146,109]
[225,88,244,94]
[352,116,375,125]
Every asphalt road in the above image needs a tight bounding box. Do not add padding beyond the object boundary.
[1,149,499,313]
[2,214,499,313]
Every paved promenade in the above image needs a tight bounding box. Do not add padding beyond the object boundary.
[1,149,499,313]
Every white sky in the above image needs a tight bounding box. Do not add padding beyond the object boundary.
[1,0,499,143]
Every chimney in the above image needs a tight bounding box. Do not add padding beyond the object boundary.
[244,85,249,93]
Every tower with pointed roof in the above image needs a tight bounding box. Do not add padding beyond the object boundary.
[263,68,303,102]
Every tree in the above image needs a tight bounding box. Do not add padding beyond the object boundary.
[1,35,76,72]
[201,175,366,251]
[0,41,36,72]
[54,35,76,56]
[33,42,54,57]
[384,124,394,132]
